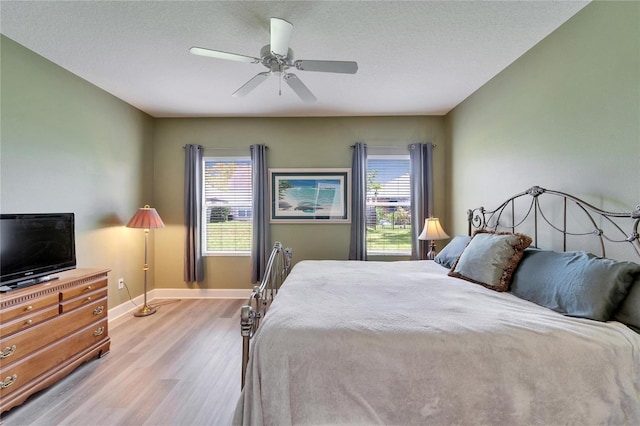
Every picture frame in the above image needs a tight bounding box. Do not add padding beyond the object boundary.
[269,168,351,223]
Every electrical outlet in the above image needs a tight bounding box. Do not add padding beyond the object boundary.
[118,278,124,290]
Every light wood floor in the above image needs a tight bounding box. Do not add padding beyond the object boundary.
[1,298,245,426]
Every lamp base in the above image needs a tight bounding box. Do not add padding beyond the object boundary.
[427,242,437,260]
[134,304,157,317]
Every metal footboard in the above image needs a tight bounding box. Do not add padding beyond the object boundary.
[241,242,292,388]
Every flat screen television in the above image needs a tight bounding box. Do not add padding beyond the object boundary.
[0,213,76,290]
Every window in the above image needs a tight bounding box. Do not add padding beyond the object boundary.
[202,157,252,255]
[366,155,411,255]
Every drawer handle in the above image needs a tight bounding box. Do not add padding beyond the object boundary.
[1,374,17,389]
[93,327,105,336]
[93,306,104,315]
[0,345,16,359]
[25,319,33,326]
[25,305,33,312]
[86,296,92,302]
[87,285,93,290]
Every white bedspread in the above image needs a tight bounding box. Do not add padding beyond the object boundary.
[234,260,640,425]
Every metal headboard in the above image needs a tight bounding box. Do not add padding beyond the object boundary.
[467,186,640,259]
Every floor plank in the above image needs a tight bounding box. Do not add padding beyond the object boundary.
[1,298,245,426]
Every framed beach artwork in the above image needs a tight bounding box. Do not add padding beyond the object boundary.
[269,169,351,223]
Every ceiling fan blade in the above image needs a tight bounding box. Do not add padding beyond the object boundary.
[232,72,271,97]
[294,60,358,74]
[270,18,293,57]
[190,46,259,63]
[284,73,317,104]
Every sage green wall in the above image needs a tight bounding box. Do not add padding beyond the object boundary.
[152,116,447,289]
[446,1,640,261]
[8,0,636,298]
[0,35,156,309]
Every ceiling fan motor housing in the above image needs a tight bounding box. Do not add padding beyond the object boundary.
[260,44,294,72]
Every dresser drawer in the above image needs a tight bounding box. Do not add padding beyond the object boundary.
[60,278,107,302]
[60,288,107,313]
[0,318,108,399]
[0,305,59,340]
[0,297,107,367]
[0,292,58,323]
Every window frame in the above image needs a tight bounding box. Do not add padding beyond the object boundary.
[202,155,252,257]
[366,154,412,256]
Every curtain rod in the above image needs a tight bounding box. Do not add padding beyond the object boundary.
[350,144,437,149]
[182,145,268,150]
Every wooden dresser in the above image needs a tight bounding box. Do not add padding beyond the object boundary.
[0,268,111,413]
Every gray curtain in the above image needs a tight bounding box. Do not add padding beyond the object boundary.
[184,144,204,282]
[251,144,270,283]
[349,142,367,260]
[409,143,434,260]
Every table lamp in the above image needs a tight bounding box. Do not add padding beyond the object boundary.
[418,217,449,260]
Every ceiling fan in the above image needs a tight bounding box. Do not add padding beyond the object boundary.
[189,17,358,103]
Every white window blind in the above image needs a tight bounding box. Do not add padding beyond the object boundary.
[366,155,411,255]
[202,157,252,255]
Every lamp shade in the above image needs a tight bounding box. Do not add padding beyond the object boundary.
[126,205,165,229]
[418,218,449,241]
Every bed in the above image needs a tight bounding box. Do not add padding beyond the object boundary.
[234,186,640,425]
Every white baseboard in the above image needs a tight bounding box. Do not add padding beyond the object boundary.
[108,288,251,325]
[152,288,252,300]
[108,296,145,324]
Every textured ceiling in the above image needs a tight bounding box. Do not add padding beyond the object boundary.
[0,1,590,117]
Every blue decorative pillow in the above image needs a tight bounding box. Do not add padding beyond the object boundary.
[511,249,640,322]
[434,235,471,269]
[615,279,640,332]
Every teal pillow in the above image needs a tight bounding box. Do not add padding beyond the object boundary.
[449,230,532,292]
[615,280,640,332]
[434,235,471,269]
[511,249,640,321]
